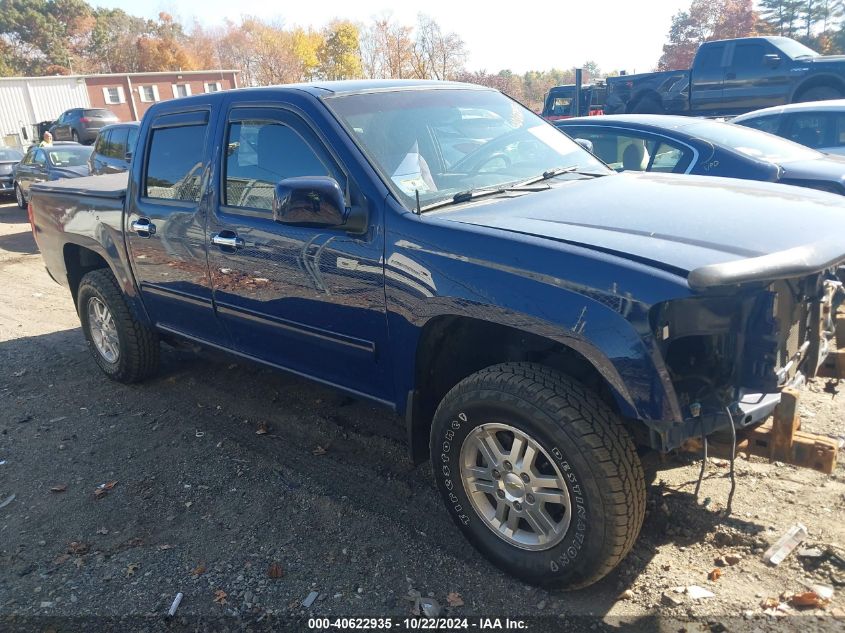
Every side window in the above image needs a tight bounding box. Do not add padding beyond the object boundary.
[696,45,725,70]
[732,43,765,69]
[649,142,691,173]
[784,112,834,149]
[95,130,111,157]
[127,127,139,156]
[738,115,781,135]
[145,124,207,202]
[22,148,35,164]
[109,127,130,158]
[224,119,332,211]
[33,149,46,165]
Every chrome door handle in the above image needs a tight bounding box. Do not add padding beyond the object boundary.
[211,233,244,249]
[130,218,156,236]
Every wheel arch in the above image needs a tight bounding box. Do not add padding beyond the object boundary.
[627,89,663,113]
[791,74,845,102]
[404,315,642,465]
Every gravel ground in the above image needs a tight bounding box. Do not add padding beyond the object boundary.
[1,200,844,632]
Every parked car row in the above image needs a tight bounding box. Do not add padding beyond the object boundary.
[3,121,140,208]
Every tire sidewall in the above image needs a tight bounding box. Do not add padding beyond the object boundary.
[77,282,127,379]
[431,392,607,587]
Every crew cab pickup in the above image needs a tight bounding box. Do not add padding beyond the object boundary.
[605,36,845,117]
[28,80,845,589]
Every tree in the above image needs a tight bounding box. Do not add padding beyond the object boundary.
[0,0,95,74]
[319,21,361,80]
[135,13,196,71]
[88,8,153,73]
[359,13,414,79]
[410,14,466,80]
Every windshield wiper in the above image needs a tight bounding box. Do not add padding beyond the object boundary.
[417,165,604,214]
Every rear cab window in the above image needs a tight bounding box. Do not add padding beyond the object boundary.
[737,114,782,135]
[562,127,693,173]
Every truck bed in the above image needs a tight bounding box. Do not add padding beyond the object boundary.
[30,171,128,199]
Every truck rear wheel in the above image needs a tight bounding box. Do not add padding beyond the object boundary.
[77,269,159,383]
[430,363,645,589]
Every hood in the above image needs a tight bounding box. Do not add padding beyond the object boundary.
[49,165,90,179]
[807,55,845,63]
[0,162,16,175]
[441,172,845,287]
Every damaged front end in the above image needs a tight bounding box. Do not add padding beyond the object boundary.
[645,270,842,472]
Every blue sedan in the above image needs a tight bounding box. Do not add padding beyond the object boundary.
[555,114,845,195]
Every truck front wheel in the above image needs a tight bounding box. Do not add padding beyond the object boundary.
[77,269,159,383]
[430,363,645,589]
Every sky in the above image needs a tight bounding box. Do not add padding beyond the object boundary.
[90,0,690,74]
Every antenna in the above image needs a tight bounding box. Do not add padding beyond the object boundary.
[415,189,421,215]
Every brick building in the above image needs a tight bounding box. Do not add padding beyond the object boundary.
[84,70,239,121]
[0,69,239,147]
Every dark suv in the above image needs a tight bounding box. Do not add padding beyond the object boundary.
[49,108,119,144]
[89,122,140,175]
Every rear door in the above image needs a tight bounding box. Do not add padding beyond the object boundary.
[690,43,728,113]
[52,112,70,140]
[19,148,48,195]
[722,40,792,113]
[125,108,229,346]
[206,103,391,401]
[104,126,130,173]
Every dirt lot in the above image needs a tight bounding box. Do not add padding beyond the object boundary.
[1,199,844,632]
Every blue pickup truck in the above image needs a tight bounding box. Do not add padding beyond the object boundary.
[606,36,845,117]
[27,80,845,589]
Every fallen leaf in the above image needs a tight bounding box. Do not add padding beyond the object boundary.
[93,488,107,499]
[788,591,829,609]
[191,562,206,576]
[50,484,67,493]
[126,562,140,577]
[53,554,70,565]
[158,544,174,550]
[96,527,109,535]
[213,589,228,604]
[312,445,327,456]
[724,554,742,566]
[708,568,722,581]
[256,421,269,435]
[761,597,780,609]
[617,589,634,601]
[102,481,118,490]
[446,592,464,607]
[267,562,284,579]
[67,541,89,556]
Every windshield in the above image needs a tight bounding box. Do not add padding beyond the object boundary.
[47,146,93,167]
[771,37,819,59]
[0,148,23,161]
[325,88,609,210]
[684,119,822,163]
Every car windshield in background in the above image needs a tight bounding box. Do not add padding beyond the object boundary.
[47,146,93,167]
[772,37,819,59]
[0,148,23,161]
[325,88,608,209]
[684,120,822,163]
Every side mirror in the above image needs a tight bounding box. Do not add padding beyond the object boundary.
[124,152,132,162]
[273,176,367,234]
[764,53,781,67]
[575,138,594,153]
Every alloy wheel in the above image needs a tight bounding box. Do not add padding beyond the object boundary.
[460,422,571,551]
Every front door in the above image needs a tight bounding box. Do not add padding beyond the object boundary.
[206,105,391,402]
[722,41,792,113]
[125,108,229,345]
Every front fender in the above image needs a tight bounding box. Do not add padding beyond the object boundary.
[385,208,690,424]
